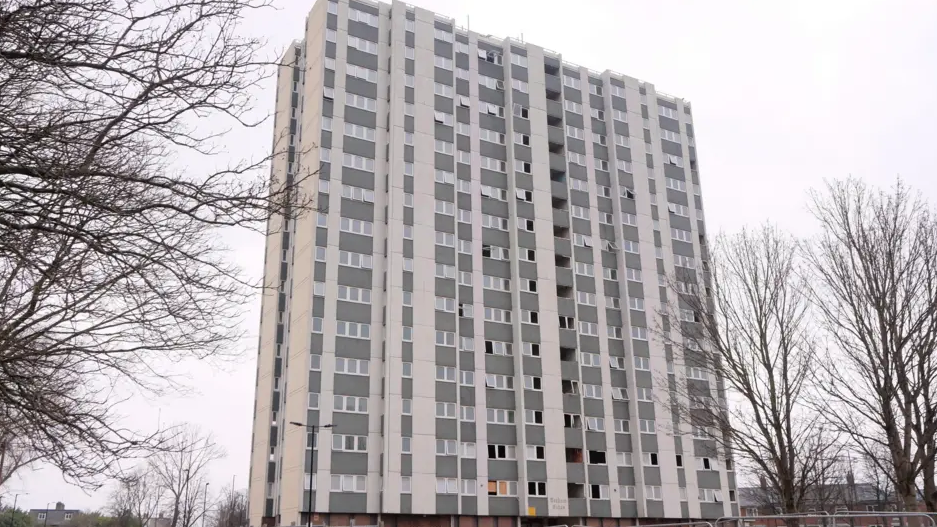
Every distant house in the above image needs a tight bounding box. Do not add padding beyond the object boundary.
[738,482,922,527]
[28,503,81,527]
[144,515,172,527]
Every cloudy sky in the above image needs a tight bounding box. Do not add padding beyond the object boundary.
[9,0,937,512]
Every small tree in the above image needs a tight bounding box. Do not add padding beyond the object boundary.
[211,487,247,527]
[0,509,33,527]
[148,426,223,527]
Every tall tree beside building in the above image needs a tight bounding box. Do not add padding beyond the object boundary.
[667,225,841,515]
[808,178,937,515]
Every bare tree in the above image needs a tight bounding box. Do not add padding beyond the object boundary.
[0,0,314,486]
[109,467,164,527]
[0,434,42,488]
[664,225,841,516]
[807,178,937,515]
[148,426,223,527]
[211,487,247,527]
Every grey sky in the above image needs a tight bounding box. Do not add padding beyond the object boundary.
[9,0,937,512]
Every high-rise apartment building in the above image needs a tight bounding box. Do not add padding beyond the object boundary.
[248,0,736,526]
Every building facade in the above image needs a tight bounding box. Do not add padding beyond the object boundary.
[248,0,735,526]
[28,503,81,527]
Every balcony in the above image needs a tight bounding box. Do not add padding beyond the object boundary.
[545,74,562,99]
[546,100,563,123]
[549,152,566,173]
[547,125,565,147]
[552,208,569,228]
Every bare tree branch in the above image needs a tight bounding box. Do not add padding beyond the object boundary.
[0,0,316,487]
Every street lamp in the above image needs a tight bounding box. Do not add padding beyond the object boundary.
[201,482,209,527]
[289,422,333,527]
[9,493,27,527]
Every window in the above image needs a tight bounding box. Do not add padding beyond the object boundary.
[333,394,368,414]
[436,439,457,456]
[666,177,687,191]
[488,444,517,459]
[485,374,514,390]
[699,488,723,503]
[483,103,504,117]
[631,326,648,341]
[511,54,528,67]
[482,275,510,292]
[688,367,709,380]
[433,111,454,126]
[522,342,539,357]
[334,357,369,376]
[564,100,582,114]
[484,307,512,323]
[480,156,506,172]
[434,56,453,70]
[433,28,453,42]
[339,217,373,236]
[612,109,627,122]
[435,478,458,494]
[404,47,415,60]
[668,202,690,217]
[461,479,477,495]
[435,139,454,155]
[575,262,595,276]
[526,445,545,460]
[346,93,376,112]
[528,481,547,497]
[660,128,681,143]
[435,365,456,382]
[401,398,412,414]
[460,405,475,422]
[435,330,456,347]
[478,128,505,145]
[347,35,377,54]
[524,375,542,391]
[639,419,656,434]
[344,122,376,142]
[434,200,455,216]
[517,217,534,232]
[567,151,586,166]
[348,8,378,27]
[436,402,456,418]
[620,485,635,500]
[586,417,605,431]
[487,480,518,497]
[563,75,581,89]
[646,485,663,500]
[578,321,597,336]
[582,384,602,399]
[577,291,596,306]
[336,320,370,339]
[659,106,679,119]
[566,125,584,140]
[486,408,515,424]
[628,387,651,404]
[614,419,629,434]
[404,19,414,31]
[589,484,609,499]
[332,434,368,452]
[347,64,377,83]
[482,244,510,261]
[513,104,529,119]
[603,267,618,281]
[580,352,601,367]
[697,457,714,470]
[590,108,604,120]
[511,79,528,93]
[634,356,650,371]
[521,310,539,324]
[401,476,412,494]
[435,231,455,247]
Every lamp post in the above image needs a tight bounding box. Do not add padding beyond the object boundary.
[9,493,26,527]
[201,482,209,527]
[43,503,50,527]
[289,422,333,527]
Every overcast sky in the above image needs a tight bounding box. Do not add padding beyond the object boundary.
[9,0,937,512]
